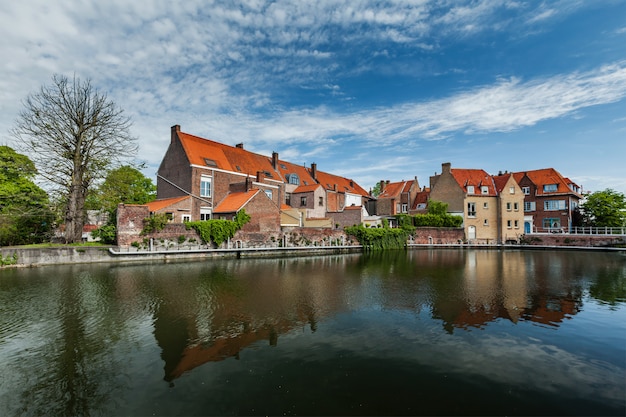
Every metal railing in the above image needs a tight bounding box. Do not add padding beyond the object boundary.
[532,226,626,235]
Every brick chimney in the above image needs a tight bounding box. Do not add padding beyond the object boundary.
[256,170,265,183]
[272,151,279,170]
[379,180,385,193]
[236,143,244,149]
[311,162,317,180]
[171,124,180,145]
[442,162,451,174]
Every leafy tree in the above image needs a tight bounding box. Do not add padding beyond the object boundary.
[427,200,449,215]
[370,182,382,197]
[87,165,156,213]
[0,146,54,245]
[11,74,137,243]
[580,189,626,228]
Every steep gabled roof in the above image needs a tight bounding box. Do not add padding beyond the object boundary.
[274,159,317,186]
[145,196,190,212]
[450,169,497,196]
[379,181,408,199]
[492,173,515,193]
[411,187,430,210]
[177,131,278,179]
[293,184,323,193]
[213,190,260,214]
[312,169,370,197]
[512,168,581,196]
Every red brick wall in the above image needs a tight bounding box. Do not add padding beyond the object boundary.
[411,227,465,244]
[329,207,362,229]
[117,204,150,246]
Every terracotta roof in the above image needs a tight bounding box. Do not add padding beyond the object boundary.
[512,168,581,196]
[450,169,497,196]
[312,169,370,197]
[411,188,430,210]
[293,184,323,193]
[492,174,514,193]
[146,196,190,212]
[213,190,259,214]
[379,181,407,199]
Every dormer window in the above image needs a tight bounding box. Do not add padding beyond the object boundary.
[204,158,217,167]
[287,174,300,185]
[543,184,558,192]
[467,185,475,194]
[481,186,489,194]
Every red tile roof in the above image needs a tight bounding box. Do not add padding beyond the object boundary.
[312,169,370,197]
[512,168,581,196]
[450,169,497,196]
[214,190,260,214]
[146,196,190,212]
[293,184,323,193]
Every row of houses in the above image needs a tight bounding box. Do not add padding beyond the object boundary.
[122,125,583,245]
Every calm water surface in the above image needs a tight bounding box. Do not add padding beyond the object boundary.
[0,249,624,416]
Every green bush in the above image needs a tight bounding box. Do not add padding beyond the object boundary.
[141,213,169,235]
[185,209,250,247]
[91,224,117,244]
[345,225,411,250]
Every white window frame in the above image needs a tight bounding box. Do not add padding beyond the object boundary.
[467,185,475,194]
[544,200,566,211]
[524,201,536,212]
[481,186,489,195]
[467,202,476,217]
[522,186,530,195]
[200,175,212,198]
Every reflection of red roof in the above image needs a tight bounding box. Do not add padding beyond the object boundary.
[214,190,259,214]
[146,196,190,212]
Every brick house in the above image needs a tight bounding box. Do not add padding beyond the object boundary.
[512,168,583,233]
[375,178,420,216]
[155,125,371,230]
[429,163,524,244]
[409,187,430,215]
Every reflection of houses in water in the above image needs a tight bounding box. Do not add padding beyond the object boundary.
[434,250,583,332]
[150,256,354,382]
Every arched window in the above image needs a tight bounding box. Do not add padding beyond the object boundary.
[287,174,300,185]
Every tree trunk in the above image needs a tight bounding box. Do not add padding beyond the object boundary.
[64,176,86,243]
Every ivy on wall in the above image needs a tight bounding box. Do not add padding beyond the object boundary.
[345,225,412,250]
[185,210,251,247]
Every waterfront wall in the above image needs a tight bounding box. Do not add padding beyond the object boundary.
[521,233,625,247]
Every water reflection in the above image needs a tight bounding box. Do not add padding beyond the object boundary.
[0,249,624,416]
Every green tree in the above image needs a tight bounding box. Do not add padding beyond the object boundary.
[87,166,156,213]
[0,146,54,245]
[580,189,626,227]
[427,200,449,215]
[12,74,137,243]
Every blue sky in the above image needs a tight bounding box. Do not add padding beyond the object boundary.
[1,0,625,194]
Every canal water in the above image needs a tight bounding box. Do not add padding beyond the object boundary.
[0,249,624,416]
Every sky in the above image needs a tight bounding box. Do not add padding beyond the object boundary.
[1,0,625,195]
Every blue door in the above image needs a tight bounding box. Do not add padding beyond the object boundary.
[524,221,531,234]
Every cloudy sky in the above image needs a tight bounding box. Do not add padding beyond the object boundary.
[1,0,625,194]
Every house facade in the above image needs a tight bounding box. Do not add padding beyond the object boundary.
[512,168,583,233]
[155,125,371,230]
[429,163,524,244]
[376,178,420,216]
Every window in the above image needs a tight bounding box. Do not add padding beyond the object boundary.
[402,204,408,213]
[481,186,489,195]
[543,184,558,192]
[287,174,300,185]
[509,186,515,194]
[483,202,489,209]
[483,219,489,226]
[467,202,476,217]
[182,214,191,222]
[165,212,173,221]
[507,220,512,228]
[522,186,530,195]
[396,203,401,213]
[467,185,475,194]
[300,197,307,206]
[506,202,512,211]
[514,202,519,211]
[264,189,273,199]
[514,220,519,228]
[544,200,566,211]
[200,175,212,197]
[204,158,217,167]
[543,218,561,230]
[524,201,536,212]
[200,208,212,221]
[286,194,291,206]
[319,196,324,206]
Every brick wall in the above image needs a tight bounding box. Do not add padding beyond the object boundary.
[411,227,465,244]
[117,204,150,246]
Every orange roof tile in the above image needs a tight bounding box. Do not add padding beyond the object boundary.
[379,181,409,199]
[146,196,190,212]
[312,169,370,197]
[293,184,322,193]
[213,190,259,214]
[512,168,581,196]
[450,169,497,196]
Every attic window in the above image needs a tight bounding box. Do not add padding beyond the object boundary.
[236,165,242,172]
[264,171,273,178]
[303,180,308,185]
[287,174,300,185]
[204,158,217,167]
[280,164,287,170]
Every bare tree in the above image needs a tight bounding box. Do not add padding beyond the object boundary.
[12,74,137,243]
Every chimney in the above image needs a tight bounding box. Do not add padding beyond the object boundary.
[171,124,180,145]
[256,170,265,183]
[379,180,385,192]
[236,143,244,149]
[311,162,317,180]
[246,175,252,191]
[442,162,451,173]
[272,151,279,170]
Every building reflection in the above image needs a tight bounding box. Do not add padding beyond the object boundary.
[146,250,602,381]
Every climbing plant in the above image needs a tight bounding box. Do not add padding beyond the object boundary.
[141,213,169,235]
[186,209,250,247]
[345,224,412,250]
